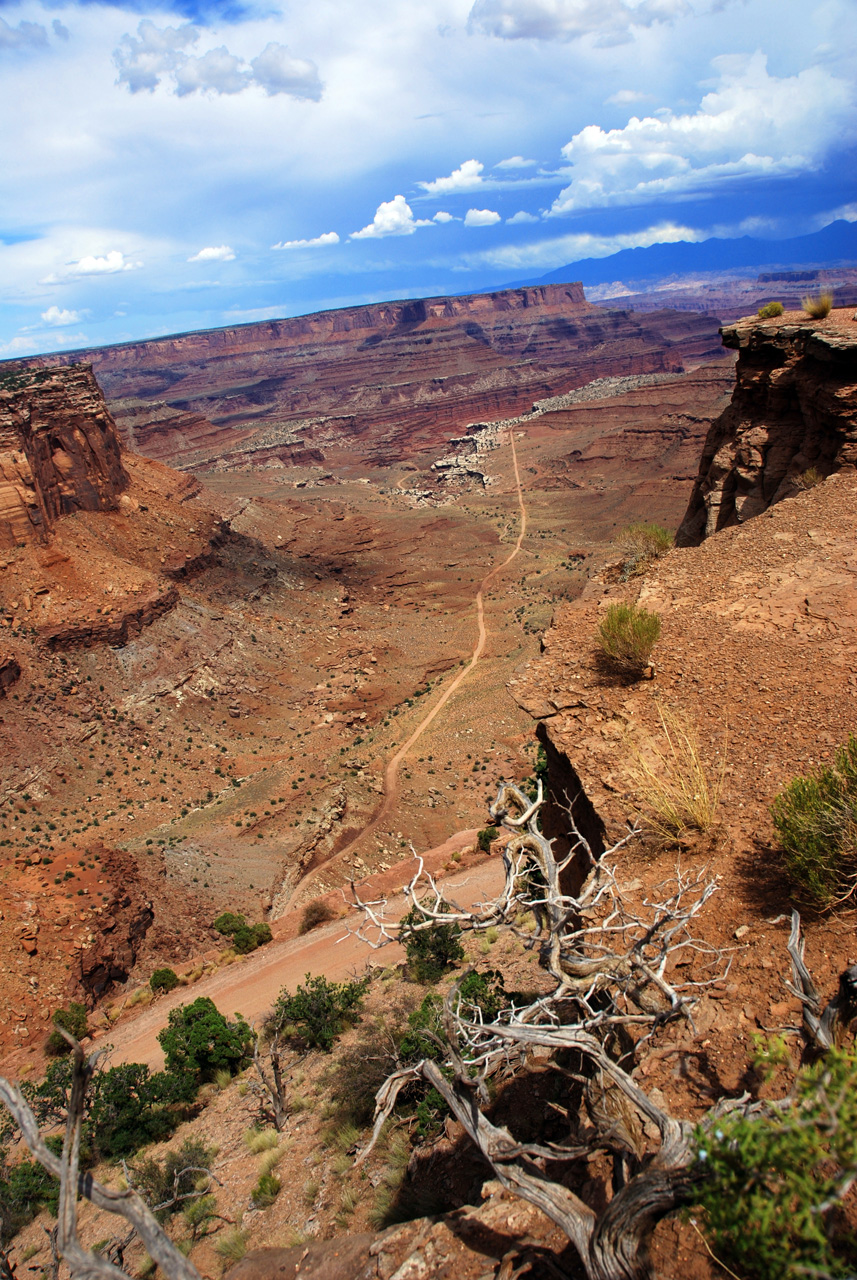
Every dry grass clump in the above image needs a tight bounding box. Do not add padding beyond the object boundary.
[213,1228,247,1264]
[624,705,727,841]
[757,301,784,319]
[615,522,673,580]
[794,466,824,490]
[802,291,833,319]
[597,602,661,677]
[243,1127,280,1154]
[299,898,336,934]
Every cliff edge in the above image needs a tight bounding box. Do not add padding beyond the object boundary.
[677,308,857,545]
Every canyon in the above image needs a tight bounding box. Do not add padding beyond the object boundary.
[0,295,855,1280]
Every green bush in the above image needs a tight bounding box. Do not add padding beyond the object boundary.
[150,968,180,993]
[299,899,336,934]
[268,973,369,1052]
[0,1157,60,1239]
[401,901,464,984]
[615,523,673,579]
[46,1002,88,1055]
[477,826,498,853]
[758,300,784,319]
[695,1047,857,1279]
[213,912,272,954]
[802,291,833,319]
[251,1171,282,1208]
[596,602,661,677]
[158,997,254,1083]
[131,1137,217,1220]
[771,735,857,905]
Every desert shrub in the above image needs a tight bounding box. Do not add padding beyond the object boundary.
[214,1228,247,1264]
[213,912,272,954]
[624,705,726,840]
[131,1137,217,1219]
[268,973,369,1052]
[150,967,180,993]
[46,1001,88,1055]
[299,899,336,934]
[158,997,254,1083]
[86,1062,194,1158]
[596,602,661,677]
[695,1046,857,1280]
[251,1171,282,1208]
[757,300,784,319]
[802,291,833,319]
[615,522,673,579]
[401,901,464,983]
[477,825,498,853]
[771,735,857,905]
[0,1157,60,1240]
[795,465,823,489]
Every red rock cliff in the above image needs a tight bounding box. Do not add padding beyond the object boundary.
[677,309,857,544]
[0,365,129,549]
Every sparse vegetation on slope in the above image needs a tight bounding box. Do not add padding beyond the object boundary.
[596,601,661,677]
[772,734,857,905]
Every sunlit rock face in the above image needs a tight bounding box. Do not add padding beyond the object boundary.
[0,365,129,549]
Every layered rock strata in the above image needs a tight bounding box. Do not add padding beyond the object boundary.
[0,365,129,549]
[14,285,725,469]
[677,310,857,544]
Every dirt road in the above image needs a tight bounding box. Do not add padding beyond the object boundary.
[286,429,528,904]
[97,845,506,1071]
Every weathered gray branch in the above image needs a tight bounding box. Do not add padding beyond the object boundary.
[0,1036,202,1280]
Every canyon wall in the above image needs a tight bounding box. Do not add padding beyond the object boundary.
[677,310,857,545]
[0,365,129,549]
[15,284,725,469]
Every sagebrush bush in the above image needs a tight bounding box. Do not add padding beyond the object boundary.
[615,523,673,579]
[150,967,179,993]
[477,825,498,852]
[401,901,465,983]
[757,300,784,319]
[46,1002,88,1055]
[771,735,857,905]
[596,602,661,676]
[695,1047,857,1280]
[802,290,833,318]
[213,911,272,954]
[299,899,336,934]
[268,973,369,1051]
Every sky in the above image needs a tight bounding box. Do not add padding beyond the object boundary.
[1,0,855,357]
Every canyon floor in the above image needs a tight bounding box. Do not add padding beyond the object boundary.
[0,361,732,1058]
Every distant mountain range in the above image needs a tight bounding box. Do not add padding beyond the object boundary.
[502,219,857,290]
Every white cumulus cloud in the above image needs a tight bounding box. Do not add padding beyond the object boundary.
[41,306,82,326]
[465,207,502,226]
[467,0,689,44]
[551,53,855,215]
[188,244,236,262]
[114,22,322,100]
[350,196,432,239]
[250,43,323,101]
[433,211,456,223]
[0,17,48,50]
[507,210,539,223]
[272,231,340,249]
[420,159,485,196]
[41,250,143,283]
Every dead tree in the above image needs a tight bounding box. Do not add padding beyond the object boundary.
[354,781,728,1280]
[0,1035,202,1280]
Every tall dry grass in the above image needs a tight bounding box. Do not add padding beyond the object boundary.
[624,705,727,841]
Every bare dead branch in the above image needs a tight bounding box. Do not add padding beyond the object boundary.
[0,1036,202,1280]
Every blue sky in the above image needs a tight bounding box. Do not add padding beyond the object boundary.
[1,0,855,356]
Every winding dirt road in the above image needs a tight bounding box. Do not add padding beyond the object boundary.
[286,429,528,905]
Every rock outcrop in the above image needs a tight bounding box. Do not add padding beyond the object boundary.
[677,310,857,545]
[15,285,726,470]
[0,365,129,549]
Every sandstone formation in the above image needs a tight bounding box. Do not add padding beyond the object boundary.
[16,285,725,471]
[677,310,857,545]
[0,365,129,549]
